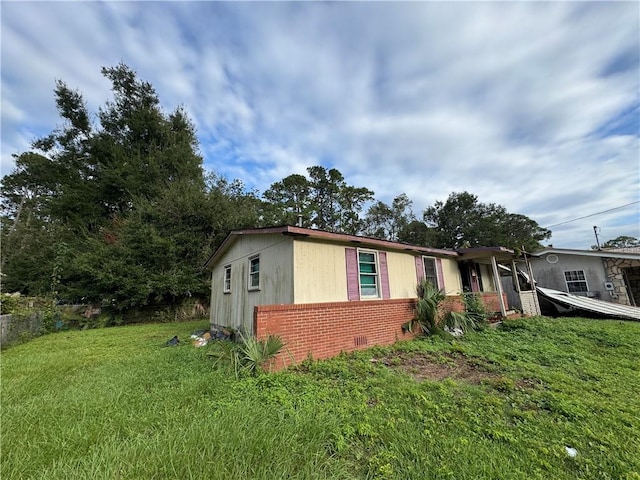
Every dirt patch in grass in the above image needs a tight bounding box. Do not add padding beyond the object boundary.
[375,352,500,384]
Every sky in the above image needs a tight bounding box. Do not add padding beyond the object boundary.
[2,1,639,249]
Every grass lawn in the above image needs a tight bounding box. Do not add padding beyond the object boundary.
[1,316,639,479]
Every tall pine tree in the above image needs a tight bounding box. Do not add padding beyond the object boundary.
[1,64,217,308]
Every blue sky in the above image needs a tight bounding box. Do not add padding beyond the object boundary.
[2,1,639,248]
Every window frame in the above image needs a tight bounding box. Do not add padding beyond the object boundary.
[422,256,440,289]
[223,265,231,293]
[564,270,588,293]
[248,255,260,291]
[357,249,380,298]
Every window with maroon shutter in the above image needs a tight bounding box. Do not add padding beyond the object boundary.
[421,256,446,290]
[345,248,360,300]
[415,256,425,283]
[345,248,391,300]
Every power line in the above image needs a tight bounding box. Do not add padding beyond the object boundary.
[544,201,640,229]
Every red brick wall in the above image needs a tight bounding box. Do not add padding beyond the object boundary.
[254,299,418,370]
[477,292,507,313]
[254,292,507,371]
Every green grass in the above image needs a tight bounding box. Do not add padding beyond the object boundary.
[2,317,639,479]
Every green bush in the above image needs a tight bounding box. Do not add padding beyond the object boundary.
[0,294,20,315]
[462,290,488,324]
[406,281,482,335]
[208,334,285,378]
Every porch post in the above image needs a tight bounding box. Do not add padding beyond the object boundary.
[523,252,542,316]
[490,255,507,317]
[511,260,521,293]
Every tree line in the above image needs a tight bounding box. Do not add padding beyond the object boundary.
[1,64,551,310]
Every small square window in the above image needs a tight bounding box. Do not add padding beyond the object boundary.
[564,270,588,293]
[248,256,260,290]
[223,265,231,293]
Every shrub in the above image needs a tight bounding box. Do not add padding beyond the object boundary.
[405,281,482,335]
[208,334,285,378]
[442,310,479,333]
[0,294,20,315]
[462,291,488,324]
[409,280,446,334]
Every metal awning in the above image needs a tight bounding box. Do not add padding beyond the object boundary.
[537,287,640,321]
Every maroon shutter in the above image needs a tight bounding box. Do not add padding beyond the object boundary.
[415,256,425,283]
[379,251,391,299]
[436,258,445,290]
[345,248,360,301]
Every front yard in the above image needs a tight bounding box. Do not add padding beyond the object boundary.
[1,316,639,479]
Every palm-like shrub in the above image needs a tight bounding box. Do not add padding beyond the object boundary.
[240,335,285,375]
[407,280,481,335]
[208,333,285,377]
[408,280,446,334]
[442,310,478,333]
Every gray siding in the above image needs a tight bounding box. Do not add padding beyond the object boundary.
[530,254,608,299]
[210,234,294,334]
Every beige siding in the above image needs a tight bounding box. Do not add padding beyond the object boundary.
[292,240,349,303]
[441,258,463,294]
[386,251,420,298]
[293,240,462,301]
[210,234,293,334]
[479,264,496,291]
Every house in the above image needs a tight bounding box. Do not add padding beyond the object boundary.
[527,247,640,307]
[204,226,519,368]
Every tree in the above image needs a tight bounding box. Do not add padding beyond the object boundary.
[338,185,375,235]
[262,166,373,233]
[364,193,415,241]
[364,201,393,239]
[206,173,263,245]
[423,192,551,251]
[307,166,346,231]
[0,64,228,309]
[262,174,312,227]
[397,220,437,247]
[593,235,640,250]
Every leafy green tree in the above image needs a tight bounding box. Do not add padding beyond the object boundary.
[0,64,224,309]
[337,185,374,235]
[423,191,551,251]
[262,174,312,227]
[206,173,263,245]
[397,220,437,247]
[364,201,393,239]
[307,166,345,230]
[593,235,640,250]
[364,193,414,240]
[262,166,373,233]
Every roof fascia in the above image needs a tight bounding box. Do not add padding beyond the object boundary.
[532,248,640,260]
[203,226,459,269]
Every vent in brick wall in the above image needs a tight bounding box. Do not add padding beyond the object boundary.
[354,336,368,347]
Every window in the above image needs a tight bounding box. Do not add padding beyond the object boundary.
[223,265,231,293]
[564,270,588,293]
[358,250,379,297]
[422,257,439,288]
[248,255,260,290]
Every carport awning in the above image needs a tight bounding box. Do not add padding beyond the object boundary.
[537,287,640,321]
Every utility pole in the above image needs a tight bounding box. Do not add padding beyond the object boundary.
[593,226,601,250]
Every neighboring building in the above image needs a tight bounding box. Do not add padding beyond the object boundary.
[528,248,640,307]
[204,226,519,368]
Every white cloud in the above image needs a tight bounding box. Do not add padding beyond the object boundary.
[1,1,638,248]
